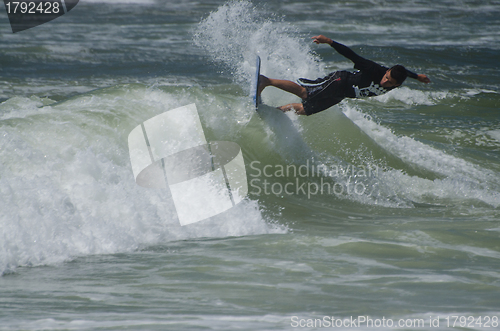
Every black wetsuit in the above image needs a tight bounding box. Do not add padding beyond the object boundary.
[299,40,419,115]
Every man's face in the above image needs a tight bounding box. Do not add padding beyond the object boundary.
[380,70,400,88]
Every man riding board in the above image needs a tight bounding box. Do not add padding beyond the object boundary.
[258,35,431,115]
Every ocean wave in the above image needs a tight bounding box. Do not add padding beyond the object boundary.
[0,85,284,275]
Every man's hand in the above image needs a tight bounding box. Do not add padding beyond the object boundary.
[312,35,333,45]
[417,74,431,84]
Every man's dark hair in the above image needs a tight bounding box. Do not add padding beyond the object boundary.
[389,65,408,85]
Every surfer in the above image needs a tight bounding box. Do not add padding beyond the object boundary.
[258,35,431,115]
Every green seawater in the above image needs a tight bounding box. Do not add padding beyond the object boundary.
[0,0,499,330]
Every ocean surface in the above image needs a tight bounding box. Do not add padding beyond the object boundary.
[1,0,499,330]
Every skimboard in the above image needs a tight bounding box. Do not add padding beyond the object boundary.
[250,55,261,109]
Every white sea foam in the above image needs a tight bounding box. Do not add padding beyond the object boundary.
[375,87,451,106]
[0,86,285,275]
[193,0,323,93]
[341,104,500,208]
[487,129,500,143]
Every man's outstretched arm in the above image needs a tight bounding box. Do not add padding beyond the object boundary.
[405,69,431,83]
[415,74,431,84]
[312,35,364,64]
[400,68,431,84]
[312,35,431,84]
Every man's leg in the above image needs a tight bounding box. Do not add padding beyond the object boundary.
[258,75,308,115]
[258,75,308,99]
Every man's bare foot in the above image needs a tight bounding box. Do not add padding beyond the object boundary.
[257,75,270,96]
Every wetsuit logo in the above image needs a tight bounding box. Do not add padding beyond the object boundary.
[4,0,79,33]
[127,104,248,226]
[353,82,388,98]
